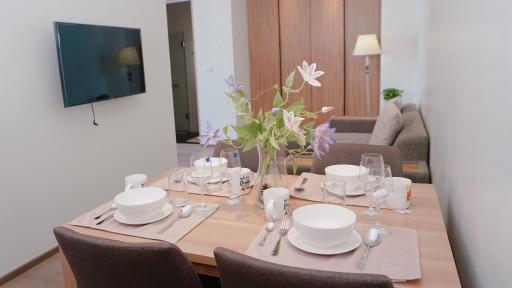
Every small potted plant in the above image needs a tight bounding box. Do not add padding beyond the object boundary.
[382,88,403,107]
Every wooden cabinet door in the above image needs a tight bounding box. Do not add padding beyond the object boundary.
[344,0,381,116]
[311,0,345,123]
[248,0,281,113]
[279,0,312,109]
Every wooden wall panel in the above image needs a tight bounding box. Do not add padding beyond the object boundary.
[344,0,381,116]
[247,0,281,113]
[311,0,345,123]
[279,0,312,109]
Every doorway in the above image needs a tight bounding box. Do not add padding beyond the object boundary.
[166,1,199,143]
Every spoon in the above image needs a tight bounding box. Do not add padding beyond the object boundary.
[157,205,193,234]
[94,203,117,220]
[258,221,276,246]
[357,227,381,270]
[294,177,308,192]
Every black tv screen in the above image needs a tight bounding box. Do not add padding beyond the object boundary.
[54,22,145,107]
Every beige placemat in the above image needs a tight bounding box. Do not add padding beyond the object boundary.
[246,223,421,282]
[290,173,390,209]
[151,176,233,198]
[70,201,219,244]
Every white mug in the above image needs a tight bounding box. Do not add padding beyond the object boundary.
[124,174,148,192]
[239,168,253,190]
[385,177,412,210]
[263,187,289,221]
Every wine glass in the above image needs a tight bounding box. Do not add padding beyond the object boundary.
[359,153,384,218]
[190,152,214,213]
[365,163,392,236]
[220,147,242,206]
[168,167,190,207]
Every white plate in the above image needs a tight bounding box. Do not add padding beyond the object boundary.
[187,173,228,184]
[114,203,174,225]
[287,227,362,255]
[346,185,365,197]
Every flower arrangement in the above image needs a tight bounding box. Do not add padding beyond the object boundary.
[200,61,336,194]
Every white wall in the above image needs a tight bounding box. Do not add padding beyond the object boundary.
[380,0,421,107]
[191,0,249,135]
[0,0,177,276]
[418,0,512,286]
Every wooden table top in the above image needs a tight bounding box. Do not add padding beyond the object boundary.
[62,174,461,288]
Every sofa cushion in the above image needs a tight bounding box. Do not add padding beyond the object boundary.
[334,133,371,144]
[369,103,403,146]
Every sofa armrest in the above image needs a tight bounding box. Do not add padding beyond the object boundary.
[329,117,377,133]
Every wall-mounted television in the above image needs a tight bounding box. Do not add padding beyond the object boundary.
[54,22,146,107]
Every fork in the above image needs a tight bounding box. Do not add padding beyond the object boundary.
[271,216,290,256]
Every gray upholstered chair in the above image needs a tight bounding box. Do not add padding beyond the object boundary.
[54,227,202,288]
[214,247,393,288]
[311,143,404,177]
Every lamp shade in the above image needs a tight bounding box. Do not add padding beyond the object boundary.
[118,47,141,66]
[353,34,381,56]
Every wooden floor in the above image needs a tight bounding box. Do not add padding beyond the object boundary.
[1,254,63,288]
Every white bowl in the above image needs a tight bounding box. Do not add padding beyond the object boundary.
[292,204,356,248]
[325,164,366,191]
[114,187,167,221]
[193,157,227,177]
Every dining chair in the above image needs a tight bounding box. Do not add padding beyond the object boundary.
[311,143,404,177]
[214,247,393,288]
[54,227,202,288]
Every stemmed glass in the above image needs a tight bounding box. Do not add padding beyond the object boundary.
[365,162,392,236]
[220,147,242,206]
[359,153,384,218]
[190,152,214,213]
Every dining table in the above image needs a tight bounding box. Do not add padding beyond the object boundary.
[59,173,461,288]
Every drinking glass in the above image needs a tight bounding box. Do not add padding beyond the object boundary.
[359,153,384,217]
[190,152,214,213]
[168,167,189,207]
[365,163,392,236]
[321,180,346,206]
[220,147,242,206]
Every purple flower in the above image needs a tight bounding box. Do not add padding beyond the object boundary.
[311,122,336,159]
[225,75,244,93]
[199,121,224,148]
[271,107,282,114]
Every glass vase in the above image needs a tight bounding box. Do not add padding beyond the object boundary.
[253,142,287,206]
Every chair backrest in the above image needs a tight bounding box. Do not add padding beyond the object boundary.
[214,247,393,288]
[311,143,404,177]
[54,227,202,288]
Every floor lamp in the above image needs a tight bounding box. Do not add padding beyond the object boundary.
[353,34,381,114]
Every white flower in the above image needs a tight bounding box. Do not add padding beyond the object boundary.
[321,106,335,114]
[283,110,305,136]
[297,61,324,87]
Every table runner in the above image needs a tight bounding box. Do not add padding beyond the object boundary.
[246,223,421,282]
[70,201,218,244]
[290,173,391,209]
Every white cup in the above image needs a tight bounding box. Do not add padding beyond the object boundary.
[124,174,148,192]
[263,187,289,221]
[385,177,412,210]
[239,168,253,190]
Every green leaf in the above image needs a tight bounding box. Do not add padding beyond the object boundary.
[292,158,298,175]
[243,137,258,152]
[284,70,296,88]
[287,98,305,113]
[272,91,284,107]
[269,136,280,150]
[222,125,229,136]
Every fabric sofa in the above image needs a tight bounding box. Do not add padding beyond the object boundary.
[330,103,430,183]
